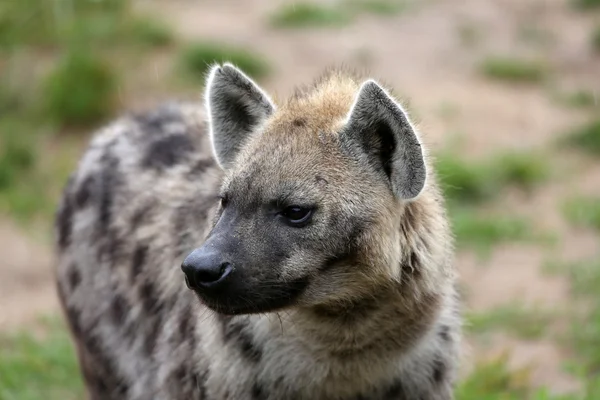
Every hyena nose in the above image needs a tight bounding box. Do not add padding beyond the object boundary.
[181,248,233,290]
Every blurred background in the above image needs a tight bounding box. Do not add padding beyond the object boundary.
[1,0,599,398]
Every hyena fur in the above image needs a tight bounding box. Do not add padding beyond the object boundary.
[54,63,462,400]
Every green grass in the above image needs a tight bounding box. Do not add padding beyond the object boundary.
[456,356,532,400]
[557,89,598,109]
[269,3,351,28]
[467,303,553,340]
[562,119,600,157]
[571,0,600,10]
[451,210,533,256]
[268,0,406,29]
[436,151,549,205]
[180,42,270,82]
[43,49,118,127]
[0,0,130,50]
[436,154,496,204]
[0,317,85,400]
[592,25,600,53]
[480,57,547,83]
[564,259,600,378]
[539,257,600,397]
[0,121,36,192]
[129,17,174,48]
[493,152,550,191]
[563,196,600,231]
[345,0,408,15]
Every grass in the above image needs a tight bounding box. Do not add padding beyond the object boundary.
[436,151,549,205]
[0,121,36,192]
[456,355,532,400]
[563,196,600,231]
[180,42,271,82]
[558,89,598,109]
[0,317,85,400]
[268,0,406,29]
[493,152,550,191]
[571,0,600,10]
[43,49,118,127]
[562,119,600,157]
[129,17,174,48]
[466,303,553,340]
[345,0,408,15]
[562,259,600,379]
[480,57,547,83]
[592,25,600,53]
[538,257,600,397]
[451,210,533,256]
[269,3,351,28]
[0,0,130,50]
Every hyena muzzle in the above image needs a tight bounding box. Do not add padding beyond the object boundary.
[55,63,461,400]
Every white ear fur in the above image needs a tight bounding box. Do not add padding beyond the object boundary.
[204,63,276,169]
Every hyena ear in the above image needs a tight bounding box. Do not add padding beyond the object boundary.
[340,80,426,199]
[204,63,276,169]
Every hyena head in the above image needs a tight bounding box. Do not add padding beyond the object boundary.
[181,63,430,315]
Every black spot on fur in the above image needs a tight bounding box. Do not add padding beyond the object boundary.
[110,293,127,325]
[144,316,161,355]
[194,369,209,399]
[79,330,131,398]
[252,382,267,400]
[135,104,183,135]
[140,280,162,315]
[178,304,195,342]
[66,305,82,336]
[432,358,446,384]
[439,325,451,342]
[130,201,156,232]
[68,267,81,290]
[187,158,215,178]
[410,251,420,270]
[130,244,148,283]
[75,175,95,209]
[292,117,306,127]
[384,379,408,399]
[173,198,214,256]
[143,134,195,170]
[221,318,262,363]
[56,192,74,250]
[98,149,119,237]
[312,294,379,323]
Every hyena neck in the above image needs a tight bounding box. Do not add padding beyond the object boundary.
[243,279,444,365]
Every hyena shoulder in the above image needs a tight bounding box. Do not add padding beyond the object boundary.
[55,101,221,399]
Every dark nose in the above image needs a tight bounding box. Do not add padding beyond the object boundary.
[181,248,233,290]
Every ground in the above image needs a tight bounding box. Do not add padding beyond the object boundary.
[1,0,599,398]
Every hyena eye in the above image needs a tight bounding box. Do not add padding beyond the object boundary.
[280,206,314,227]
[218,195,228,208]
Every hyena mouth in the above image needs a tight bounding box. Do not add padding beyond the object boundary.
[188,275,311,315]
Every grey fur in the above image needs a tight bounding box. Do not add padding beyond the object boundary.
[341,80,426,200]
[54,65,462,400]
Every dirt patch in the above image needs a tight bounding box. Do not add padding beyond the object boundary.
[0,220,58,332]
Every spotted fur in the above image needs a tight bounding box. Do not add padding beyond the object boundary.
[55,64,461,400]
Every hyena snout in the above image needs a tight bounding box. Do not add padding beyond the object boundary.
[181,247,233,290]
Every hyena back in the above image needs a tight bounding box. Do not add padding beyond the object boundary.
[55,64,461,400]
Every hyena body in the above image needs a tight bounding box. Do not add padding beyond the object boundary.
[55,64,461,400]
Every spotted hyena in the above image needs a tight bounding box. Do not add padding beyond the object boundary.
[54,63,461,400]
